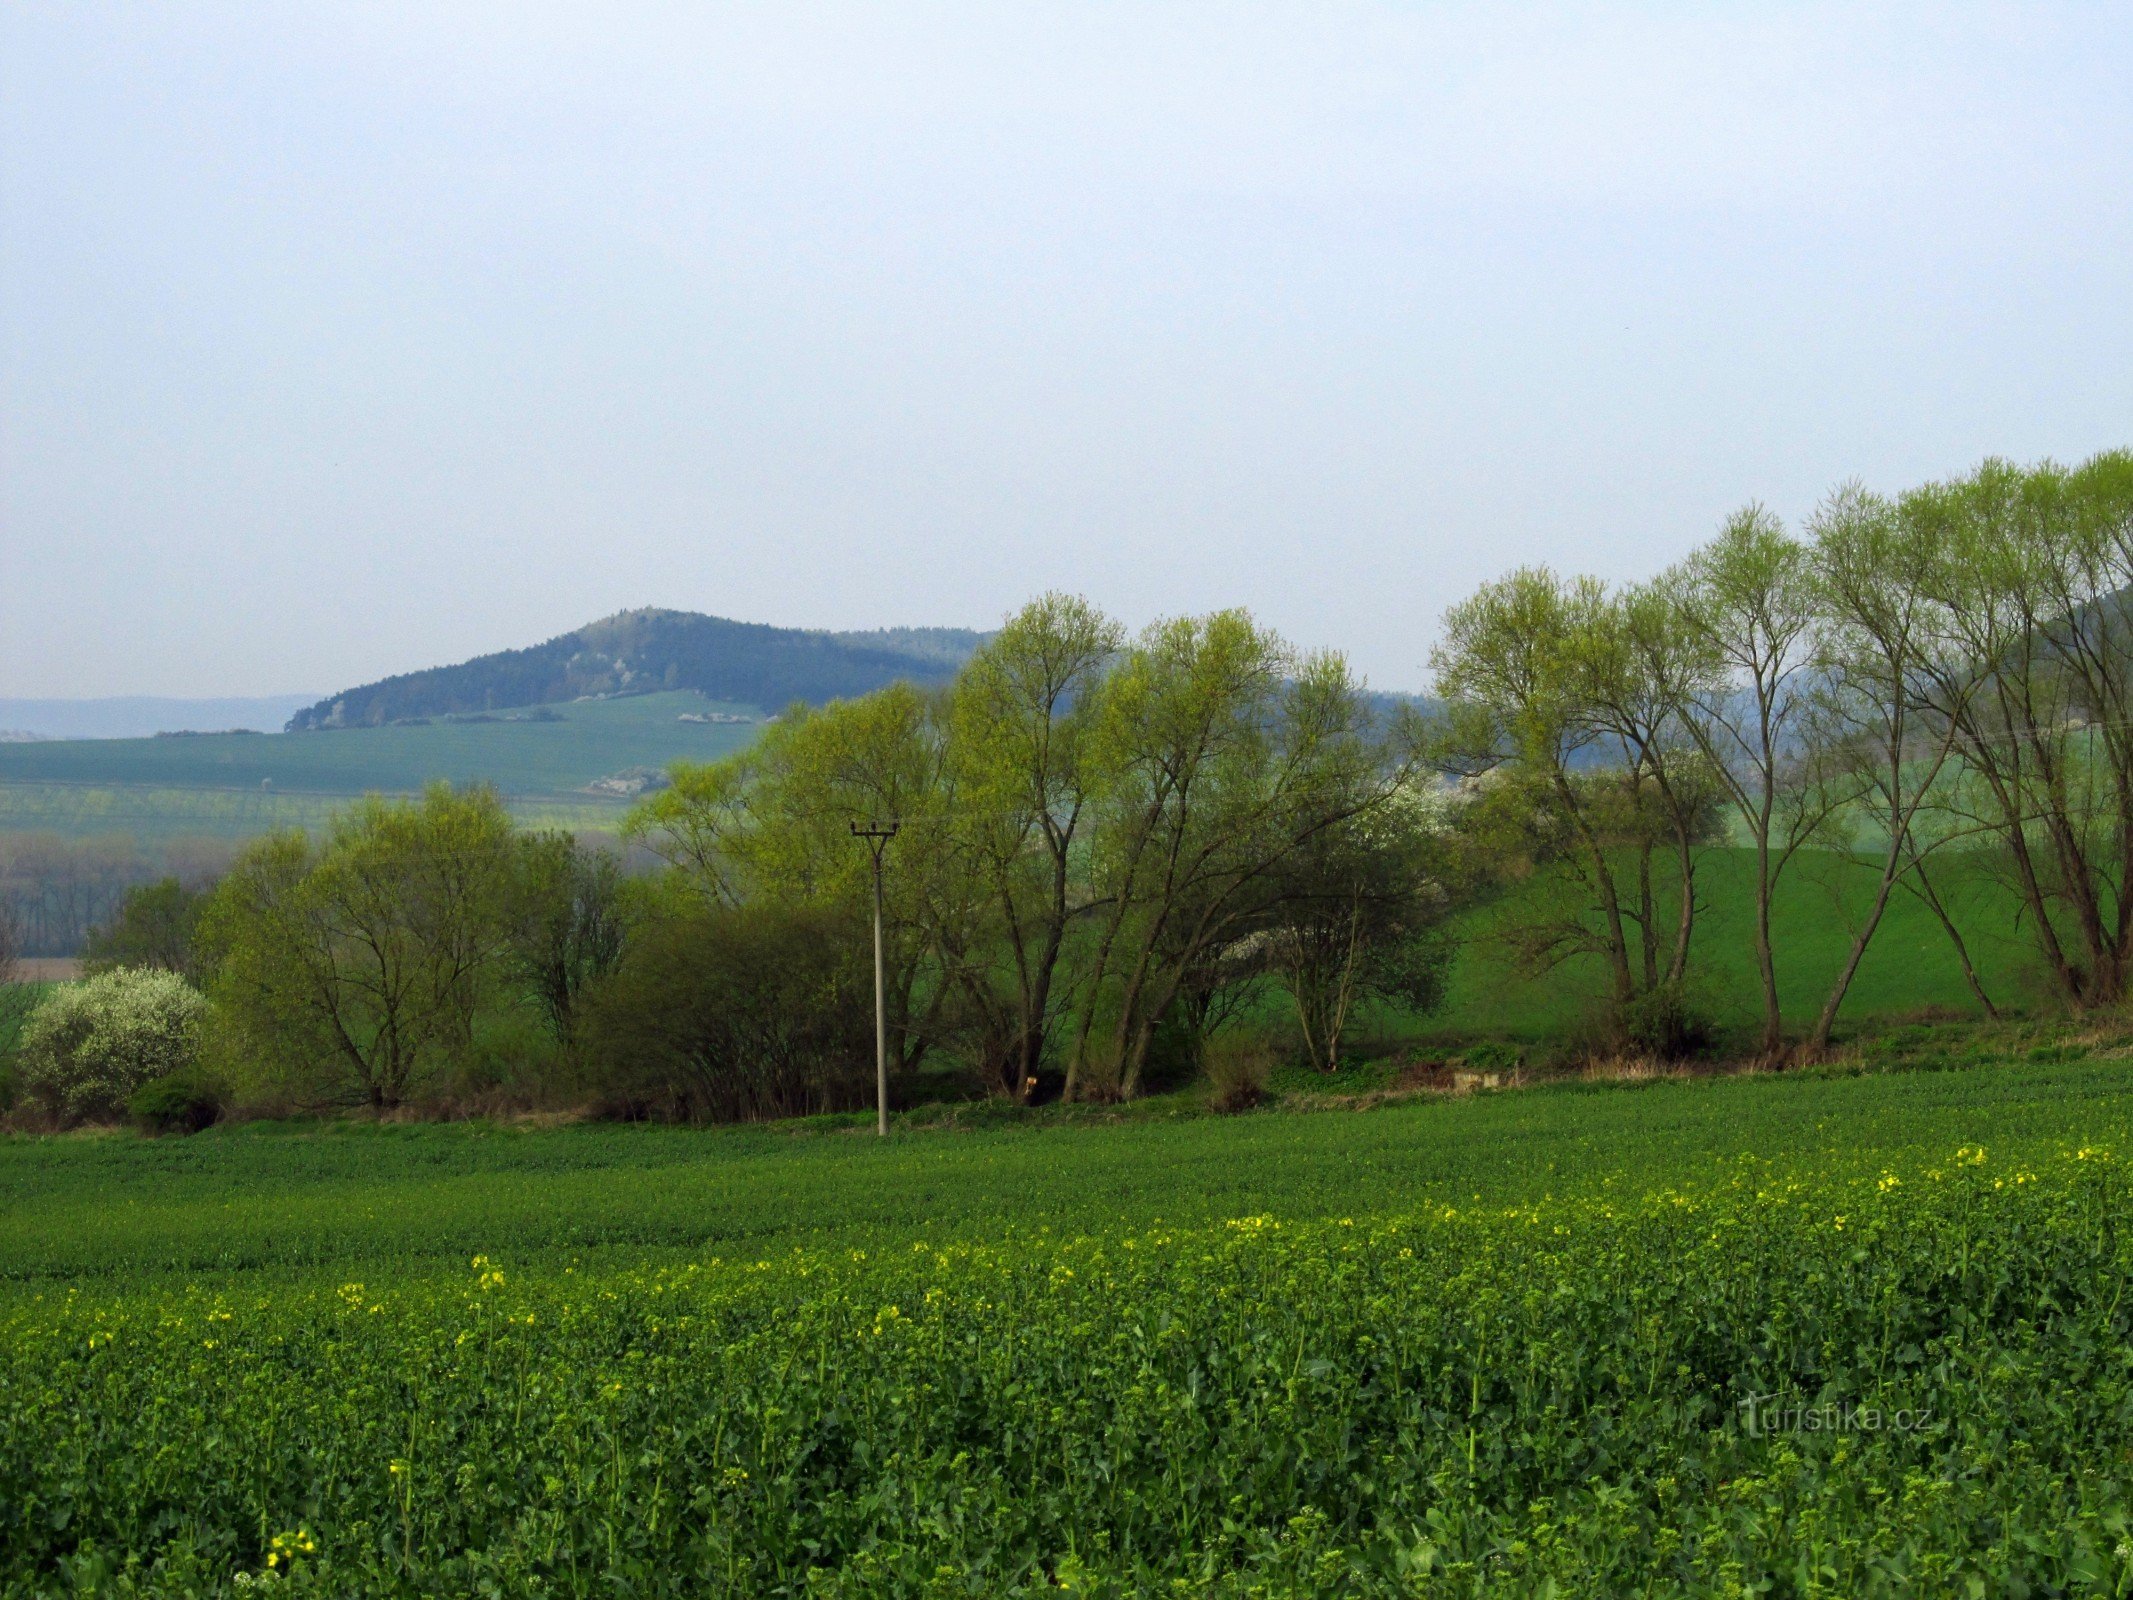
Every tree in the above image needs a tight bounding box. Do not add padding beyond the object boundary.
[627,685,965,1079]
[1264,790,1454,1072]
[942,593,1122,1097]
[1797,482,1974,1049]
[18,967,207,1124]
[1430,569,1716,1046]
[82,877,212,986]
[201,785,519,1108]
[1070,613,1399,1098]
[1900,452,2133,1009]
[1666,507,1825,1056]
[505,832,630,1048]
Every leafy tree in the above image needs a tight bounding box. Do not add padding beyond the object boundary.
[628,685,964,1079]
[505,833,630,1048]
[1900,452,2133,1008]
[1431,569,1716,1045]
[1799,481,1977,1047]
[1665,508,1825,1055]
[1071,613,1400,1097]
[1264,790,1455,1072]
[82,877,212,986]
[942,593,1121,1097]
[200,785,519,1108]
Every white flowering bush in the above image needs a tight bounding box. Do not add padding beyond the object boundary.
[18,967,207,1123]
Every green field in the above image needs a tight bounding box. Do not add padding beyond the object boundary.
[0,692,762,840]
[1432,847,2033,1045]
[6,1058,2133,1594]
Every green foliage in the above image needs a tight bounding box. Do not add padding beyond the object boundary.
[200,785,521,1109]
[581,902,872,1122]
[1,1061,2131,1592]
[1604,979,1716,1061]
[504,831,631,1048]
[1459,1040,1522,1074]
[630,599,1433,1105]
[127,1071,225,1135]
[0,981,45,1111]
[16,966,206,1123]
[81,876,210,985]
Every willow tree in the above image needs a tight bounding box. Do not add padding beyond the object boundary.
[1798,481,1974,1047]
[1665,508,1825,1056]
[1068,612,1399,1098]
[624,684,964,1077]
[1903,451,2133,1008]
[942,593,1122,1098]
[1431,568,1714,1042]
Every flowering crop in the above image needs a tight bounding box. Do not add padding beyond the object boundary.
[4,1138,2133,1595]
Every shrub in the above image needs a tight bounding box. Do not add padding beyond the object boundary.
[1607,983,1715,1062]
[128,1072,224,1135]
[581,903,871,1123]
[1202,1034,1272,1112]
[18,968,207,1124]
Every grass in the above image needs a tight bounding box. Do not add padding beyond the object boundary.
[0,692,762,839]
[5,1057,2133,1593]
[1431,846,2034,1045]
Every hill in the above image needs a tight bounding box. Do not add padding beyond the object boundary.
[287,609,988,731]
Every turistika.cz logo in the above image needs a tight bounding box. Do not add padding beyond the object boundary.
[1736,1393,1934,1438]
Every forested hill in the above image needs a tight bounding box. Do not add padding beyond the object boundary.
[288,609,988,731]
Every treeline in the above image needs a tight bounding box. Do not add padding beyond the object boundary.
[12,446,2132,1129]
[7,599,1454,1125]
[0,833,237,955]
[619,598,1450,1105]
[1433,447,2133,1055]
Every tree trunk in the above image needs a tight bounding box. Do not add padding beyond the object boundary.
[1807,862,1899,1053]
[1752,832,1782,1057]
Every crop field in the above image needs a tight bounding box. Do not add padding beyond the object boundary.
[6,1058,2133,1595]
[0,693,762,840]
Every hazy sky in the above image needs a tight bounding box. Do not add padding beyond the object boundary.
[4,4,2130,698]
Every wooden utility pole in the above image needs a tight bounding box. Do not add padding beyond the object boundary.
[850,820,900,1136]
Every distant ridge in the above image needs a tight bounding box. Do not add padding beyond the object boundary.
[289,609,989,731]
[0,695,321,741]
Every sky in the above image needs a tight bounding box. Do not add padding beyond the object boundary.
[3,4,2130,699]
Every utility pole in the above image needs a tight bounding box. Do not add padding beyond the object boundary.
[851,820,900,1136]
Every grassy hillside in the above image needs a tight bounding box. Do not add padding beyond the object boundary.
[0,692,762,840]
[1430,846,2035,1044]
